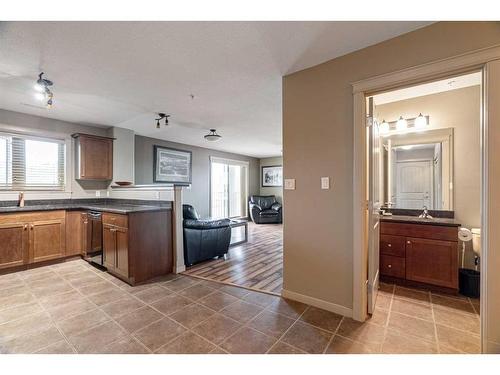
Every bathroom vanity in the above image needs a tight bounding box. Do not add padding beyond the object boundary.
[379,215,460,292]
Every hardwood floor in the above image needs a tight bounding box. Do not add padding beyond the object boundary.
[182,222,283,294]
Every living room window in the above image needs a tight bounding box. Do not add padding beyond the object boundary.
[210,157,249,219]
[0,132,66,191]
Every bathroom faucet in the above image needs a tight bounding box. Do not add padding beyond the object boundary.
[419,206,433,219]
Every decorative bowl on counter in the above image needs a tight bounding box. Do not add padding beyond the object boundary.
[114,181,134,186]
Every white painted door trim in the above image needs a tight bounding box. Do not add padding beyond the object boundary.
[352,44,500,354]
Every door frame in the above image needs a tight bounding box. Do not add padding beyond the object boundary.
[352,44,500,353]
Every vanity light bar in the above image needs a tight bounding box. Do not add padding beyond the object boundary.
[380,114,429,133]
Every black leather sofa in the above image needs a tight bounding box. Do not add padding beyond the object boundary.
[183,204,231,266]
[248,195,282,224]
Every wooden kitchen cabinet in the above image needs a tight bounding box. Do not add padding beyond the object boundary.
[65,211,87,256]
[102,210,173,285]
[72,133,114,181]
[0,222,28,270]
[103,214,129,279]
[380,221,459,291]
[0,211,66,268]
[30,217,66,263]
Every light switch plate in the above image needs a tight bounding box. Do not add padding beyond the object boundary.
[321,177,330,190]
[284,178,296,190]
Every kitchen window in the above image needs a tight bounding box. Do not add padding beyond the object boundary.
[0,132,66,191]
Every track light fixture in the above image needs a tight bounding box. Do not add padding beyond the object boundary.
[155,113,170,128]
[34,72,54,109]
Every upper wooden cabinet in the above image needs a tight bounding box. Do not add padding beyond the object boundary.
[72,133,114,181]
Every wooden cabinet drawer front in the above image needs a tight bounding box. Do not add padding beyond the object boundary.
[103,213,128,228]
[380,234,406,257]
[0,210,65,225]
[380,255,405,278]
[380,222,458,242]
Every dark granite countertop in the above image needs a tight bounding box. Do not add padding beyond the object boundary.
[380,214,461,227]
[0,199,172,214]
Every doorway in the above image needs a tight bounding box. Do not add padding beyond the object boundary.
[352,48,500,353]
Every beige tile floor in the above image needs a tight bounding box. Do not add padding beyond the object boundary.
[0,259,480,354]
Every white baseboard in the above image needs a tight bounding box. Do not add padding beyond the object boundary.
[175,265,186,274]
[282,289,353,318]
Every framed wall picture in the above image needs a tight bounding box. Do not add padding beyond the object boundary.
[153,145,192,184]
[262,165,283,187]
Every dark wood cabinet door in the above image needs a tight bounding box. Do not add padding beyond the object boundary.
[80,136,113,180]
[406,237,458,289]
[103,224,116,271]
[114,227,129,279]
[30,219,66,263]
[0,223,28,269]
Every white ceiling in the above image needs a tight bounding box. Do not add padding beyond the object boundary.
[0,21,432,158]
[373,71,482,105]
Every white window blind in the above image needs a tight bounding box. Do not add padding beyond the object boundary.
[0,132,66,190]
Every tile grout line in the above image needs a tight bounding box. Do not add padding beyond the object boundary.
[322,316,345,354]
[378,283,395,353]
[264,304,311,354]
[429,291,441,353]
[20,273,78,354]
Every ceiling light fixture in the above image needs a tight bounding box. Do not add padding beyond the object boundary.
[396,116,407,131]
[155,113,170,128]
[34,72,54,109]
[204,129,221,142]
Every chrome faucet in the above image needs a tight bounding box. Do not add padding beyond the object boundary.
[419,206,433,219]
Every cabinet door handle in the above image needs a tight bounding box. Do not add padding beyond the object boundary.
[23,224,28,231]
[30,224,34,230]
[387,243,392,247]
[387,264,392,268]
[407,241,411,244]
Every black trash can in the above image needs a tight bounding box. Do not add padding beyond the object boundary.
[459,268,480,298]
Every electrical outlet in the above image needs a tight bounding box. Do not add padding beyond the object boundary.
[95,190,101,197]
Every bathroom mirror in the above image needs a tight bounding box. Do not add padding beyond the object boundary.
[381,128,454,210]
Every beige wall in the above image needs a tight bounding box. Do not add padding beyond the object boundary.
[282,22,500,314]
[260,157,283,202]
[376,86,481,230]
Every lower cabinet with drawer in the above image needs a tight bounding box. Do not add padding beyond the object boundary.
[380,221,459,291]
[102,210,173,285]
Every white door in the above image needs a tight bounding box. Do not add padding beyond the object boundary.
[395,160,433,209]
[367,98,380,314]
